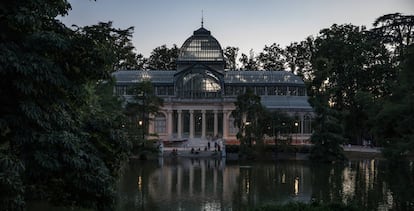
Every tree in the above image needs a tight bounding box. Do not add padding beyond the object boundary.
[309,98,347,162]
[125,81,164,146]
[239,49,259,70]
[231,89,266,155]
[309,24,395,144]
[224,46,239,70]
[262,110,292,146]
[0,1,132,209]
[373,13,414,61]
[285,37,314,80]
[257,43,285,71]
[80,21,141,71]
[147,44,179,70]
[373,44,414,161]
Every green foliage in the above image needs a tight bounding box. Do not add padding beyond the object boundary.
[373,45,414,161]
[309,98,347,162]
[147,44,179,70]
[80,21,141,71]
[232,88,266,147]
[309,23,395,144]
[0,0,132,209]
[124,80,164,154]
[0,152,25,211]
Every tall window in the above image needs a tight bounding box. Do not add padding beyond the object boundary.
[303,115,312,134]
[154,113,166,134]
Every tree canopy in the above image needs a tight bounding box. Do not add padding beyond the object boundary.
[0,0,132,209]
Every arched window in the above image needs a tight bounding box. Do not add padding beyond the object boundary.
[154,113,166,134]
[176,70,222,99]
[303,114,312,134]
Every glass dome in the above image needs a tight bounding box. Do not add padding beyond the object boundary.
[177,27,224,62]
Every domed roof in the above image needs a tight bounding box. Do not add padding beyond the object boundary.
[177,27,224,62]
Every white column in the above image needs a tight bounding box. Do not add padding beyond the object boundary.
[177,110,182,138]
[201,110,206,138]
[189,110,194,138]
[167,110,173,137]
[223,110,229,139]
[213,110,218,137]
[148,114,154,134]
[300,114,304,134]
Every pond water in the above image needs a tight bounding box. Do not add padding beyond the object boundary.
[117,158,414,211]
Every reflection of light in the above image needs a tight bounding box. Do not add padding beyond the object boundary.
[245,178,250,194]
[294,177,299,195]
[202,201,221,210]
[138,176,142,191]
[342,167,355,203]
[281,173,286,184]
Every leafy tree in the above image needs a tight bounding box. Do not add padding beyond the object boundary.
[239,49,259,70]
[231,89,266,155]
[147,44,179,70]
[81,79,132,176]
[373,44,414,161]
[373,13,414,61]
[135,53,149,70]
[0,0,132,209]
[309,24,395,144]
[125,81,164,149]
[309,98,347,162]
[80,21,141,71]
[285,37,314,80]
[257,43,286,71]
[224,46,239,70]
[262,110,292,146]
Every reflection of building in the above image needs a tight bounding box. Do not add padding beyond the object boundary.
[113,24,313,145]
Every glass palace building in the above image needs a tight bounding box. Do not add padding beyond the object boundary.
[112,26,313,145]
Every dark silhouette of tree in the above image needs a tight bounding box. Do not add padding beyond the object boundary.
[257,43,285,71]
[285,37,314,80]
[80,21,141,71]
[309,24,395,144]
[0,1,132,209]
[224,46,239,70]
[309,97,347,162]
[125,80,164,143]
[231,88,266,157]
[373,13,414,61]
[147,44,179,70]
[239,49,259,70]
[373,44,414,161]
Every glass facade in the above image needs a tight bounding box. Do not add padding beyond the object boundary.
[112,25,314,144]
[176,70,222,99]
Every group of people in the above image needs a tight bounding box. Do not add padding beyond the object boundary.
[190,141,221,154]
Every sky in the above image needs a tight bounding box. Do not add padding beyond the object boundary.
[61,0,413,57]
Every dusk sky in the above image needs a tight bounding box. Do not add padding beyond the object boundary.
[61,0,413,57]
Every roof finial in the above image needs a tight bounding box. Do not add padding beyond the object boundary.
[201,10,204,27]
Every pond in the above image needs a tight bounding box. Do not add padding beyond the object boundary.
[116,158,414,211]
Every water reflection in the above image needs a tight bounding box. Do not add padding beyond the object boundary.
[116,158,414,211]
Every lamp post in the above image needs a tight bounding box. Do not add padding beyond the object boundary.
[294,122,299,144]
[245,121,251,147]
[138,120,144,140]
